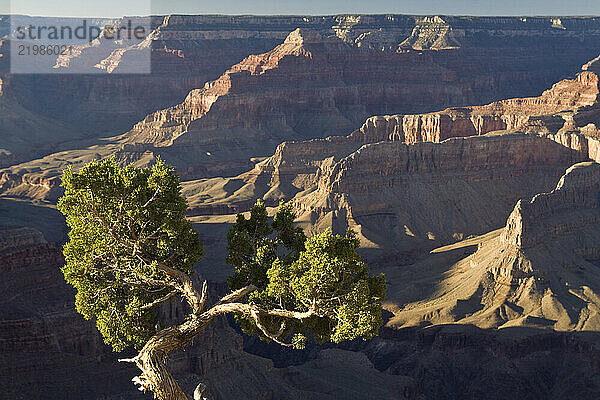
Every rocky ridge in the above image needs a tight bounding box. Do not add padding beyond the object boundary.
[180,56,600,224]
[388,162,600,331]
[297,134,585,254]
[124,28,342,146]
[183,132,586,263]
[1,14,600,168]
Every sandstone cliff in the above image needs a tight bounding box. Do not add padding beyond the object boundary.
[1,14,599,172]
[299,134,585,255]
[184,132,586,267]
[179,56,600,221]
[328,68,600,160]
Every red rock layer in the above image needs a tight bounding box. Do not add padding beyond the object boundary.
[113,23,600,179]
[350,70,600,145]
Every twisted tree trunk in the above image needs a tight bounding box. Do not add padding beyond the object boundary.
[126,314,214,400]
[121,284,312,399]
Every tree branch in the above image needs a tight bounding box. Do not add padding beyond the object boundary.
[251,311,291,346]
[216,285,257,305]
[198,280,208,313]
[207,302,314,322]
[136,290,177,311]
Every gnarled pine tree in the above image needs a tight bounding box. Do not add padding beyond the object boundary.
[58,158,386,400]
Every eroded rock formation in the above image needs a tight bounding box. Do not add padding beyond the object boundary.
[3,17,600,187]
[185,133,586,265]
[388,161,600,332]
[332,68,600,160]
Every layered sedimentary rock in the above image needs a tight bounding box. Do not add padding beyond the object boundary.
[298,134,585,254]
[325,68,600,160]
[500,162,600,250]
[177,56,598,220]
[0,226,145,400]
[4,17,600,187]
[388,162,600,332]
[398,71,599,141]
[116,22,600,179]
[5,15,287,135]
[179,56,600,222]
[367,325,600,400]
[185,133,586,264]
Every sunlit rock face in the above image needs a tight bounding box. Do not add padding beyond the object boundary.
[114,16,600,178]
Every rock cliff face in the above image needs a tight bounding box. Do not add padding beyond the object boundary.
[0,226,145,399]
[116,22,600,178]
[185,133,586,263]
[173,58,597,224]
[3,16,600,185]
[397,70,599,141]
[6,15,287,136]
[388,162,600,332]
[500,162,600,250]
[124,28,344,147]
[179,56,600,225]
[298,134,585,255]
[326,68,600,159]
[366,325,600,400]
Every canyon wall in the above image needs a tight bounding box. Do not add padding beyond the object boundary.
[341,69,600,156]
[185,133,588,260]
[3,16,600,180]
[388,162,600,333]
[178,58,600,220]
[298,134,584,255]
[117,22,600,179]
[182,132,589,258]
[501,162,600,250]
[368,325,600,400]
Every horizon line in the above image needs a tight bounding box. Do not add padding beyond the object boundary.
[4,13,600,19]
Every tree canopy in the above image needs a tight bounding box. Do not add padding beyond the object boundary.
[227,200,386,348]
[58,158,204,351]
[58,158,385,400]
